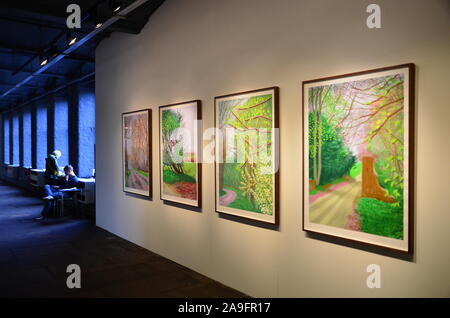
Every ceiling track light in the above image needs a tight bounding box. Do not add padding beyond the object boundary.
[48,45,59,58]
[109,0,122,13]
[39,55,48,66]
[67,31,77,46]
[91,6,103,29]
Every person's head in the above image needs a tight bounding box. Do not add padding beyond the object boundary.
[63,165,74,176]
[52,150,62,159]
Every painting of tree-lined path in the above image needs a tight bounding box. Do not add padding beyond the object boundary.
[305,68,411,241]
[160,102,200,206]
[216,88,278,224]
[123,110,151,196]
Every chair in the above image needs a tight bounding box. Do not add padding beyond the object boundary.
[54,188,81,217]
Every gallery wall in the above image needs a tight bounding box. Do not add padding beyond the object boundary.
[95,0,450,297]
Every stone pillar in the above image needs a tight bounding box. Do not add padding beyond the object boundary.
[47,96,55,155]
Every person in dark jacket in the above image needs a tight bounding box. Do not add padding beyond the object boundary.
[44,150,63,185]
[35,165,79,220]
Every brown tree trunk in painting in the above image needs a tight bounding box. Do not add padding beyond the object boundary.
[309,180,317,191]
[130,117,148,172]
[361,156,396,203]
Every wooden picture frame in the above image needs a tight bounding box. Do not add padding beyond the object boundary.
[215,87,280,224]
[159,100,202,208]
[122,109,152,197]
[302,64,415,253]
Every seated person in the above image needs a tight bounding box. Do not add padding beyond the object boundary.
[35,165,79,221]
[44,150,64,185]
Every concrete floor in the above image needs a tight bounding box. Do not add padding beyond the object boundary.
[0,181,247,298]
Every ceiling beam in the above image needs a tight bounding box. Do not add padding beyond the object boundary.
[0,66,68,79]
[0,14,94,35]
[0,81,42,89]
[0,1,76,20]
[1,72,95,112]
[0,0,151,101]
[0,44,95,63]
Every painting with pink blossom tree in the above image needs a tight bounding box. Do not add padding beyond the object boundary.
[303,64,415,253]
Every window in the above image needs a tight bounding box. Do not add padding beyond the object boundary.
[23,108,32,167]
[12,115,19,165]
[3,117,9,164]
[78,89,96,177]
[54,98,69,167]
[36,105,47,169]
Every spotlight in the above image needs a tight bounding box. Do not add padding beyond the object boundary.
[91,7,103,29]
[48,45,59,58]
[109,0,122,13]
[67,31,77,46]
[39,55,48,66]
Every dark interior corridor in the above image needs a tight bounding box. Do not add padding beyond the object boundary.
[0,181,246,298]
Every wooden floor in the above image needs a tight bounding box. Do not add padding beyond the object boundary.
[0,181,247,298]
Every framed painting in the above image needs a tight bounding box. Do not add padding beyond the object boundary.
[302,64,415,253]
[159,100,202,207]
[215,87,279,224]
[122,109,152,197]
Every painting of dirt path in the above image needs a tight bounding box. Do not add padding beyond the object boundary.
[159,101,201,207]
[303,64,414,253]
[122,109,151,197]
[215,87,279,224]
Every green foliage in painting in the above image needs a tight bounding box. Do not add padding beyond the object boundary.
[134,169,149,178]
[375,160,403,207]
[163,169,196,184]
[182,162,197,178]
[218,93,275,215]
[162,110,181,135]
[350,161,362,179]
[161,109,185,175]
[356,197,403,239]
[308,113,355,185]
[125,168,130,187]
[225,187,261,213]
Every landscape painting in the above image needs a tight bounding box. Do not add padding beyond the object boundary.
[215,87,279,224]
[303,64,414,253]
[159,101,201,207]
[122,109,152,197]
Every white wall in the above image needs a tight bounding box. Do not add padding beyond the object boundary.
[96,0,450,297]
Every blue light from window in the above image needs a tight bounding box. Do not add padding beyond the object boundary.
[23,108,32,167]
[12,115,19,165]
[54,98,69,167]
[36,105,47,169]
[3,117,9,164]
[78,90,96,177]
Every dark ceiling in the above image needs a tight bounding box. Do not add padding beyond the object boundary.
[0,0,165,112]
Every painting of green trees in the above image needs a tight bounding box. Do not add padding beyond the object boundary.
[304,65,414,251]
[160,101,200,207]
[216,88,278,224]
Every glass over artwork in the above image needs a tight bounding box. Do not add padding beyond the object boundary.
[122,109,151,197]
[215,87,279,224]
[159,101,201,207]
[303,64,414,252]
